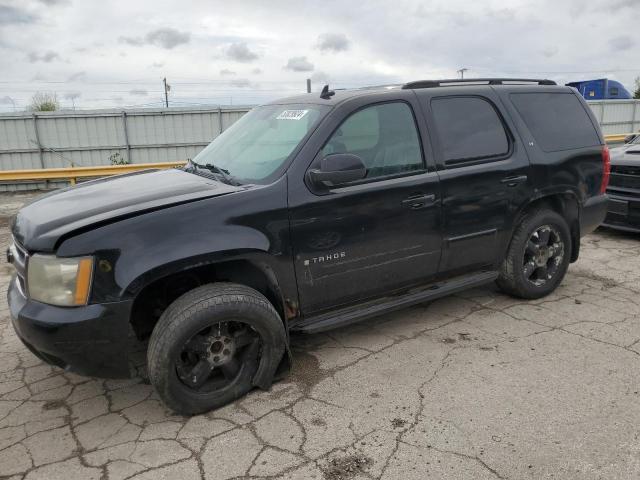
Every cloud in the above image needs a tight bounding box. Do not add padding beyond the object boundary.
[220,68,236,76]
[251,68,262,75]
[311,71,330,84]
[37,0,69,5]
[226,42,259,62]
[28,50,60,63]
[119,36,144,46]
[317,33,349,52]
[0,5,37,25]
[230,78,252,88]
[608,0,640,9]
[129,89,148,96]
[284,57,313,72]
[64,92,80,100]
[146,28,190,49]
[151,62,164,68]
[0,96,15,105]
[67,71,86,82]
[609,35,635,51]
[284,56,314,72]
[542,46,558,58]
[119,27,190,50]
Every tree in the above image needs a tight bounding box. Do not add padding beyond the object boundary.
[634,77,640,100]
[29,92,60,112]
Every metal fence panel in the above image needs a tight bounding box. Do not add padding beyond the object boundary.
[587,100,640,135]
[0,106,251,191]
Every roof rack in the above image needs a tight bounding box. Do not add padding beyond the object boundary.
[402,78,556,89]
[356,84,402,91]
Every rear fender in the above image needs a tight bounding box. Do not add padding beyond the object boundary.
[507,189,581,262]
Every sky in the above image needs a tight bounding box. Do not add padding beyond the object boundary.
[0,0,639,112]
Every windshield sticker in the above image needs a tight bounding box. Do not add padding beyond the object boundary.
[276,109,309,120]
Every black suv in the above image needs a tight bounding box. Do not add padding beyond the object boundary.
[8,79,609,414]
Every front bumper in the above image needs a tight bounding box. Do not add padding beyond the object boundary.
[602,190,640,234]
[8,275,133,378]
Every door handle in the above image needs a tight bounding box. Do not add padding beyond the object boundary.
[402,194,436,209]
[500,175,528,187]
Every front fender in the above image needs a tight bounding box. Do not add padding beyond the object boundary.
[56,178,297,306]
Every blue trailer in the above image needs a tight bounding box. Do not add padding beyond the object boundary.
[566,78,632,100]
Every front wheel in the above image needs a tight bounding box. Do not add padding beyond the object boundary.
[497,209,572,299]
[147,283,286,415]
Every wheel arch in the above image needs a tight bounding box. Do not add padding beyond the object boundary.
[511,191,581,262]
[128,253,291,341]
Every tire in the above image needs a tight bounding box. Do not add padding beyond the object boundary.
[497,208,572,299]
[147,282,286,415]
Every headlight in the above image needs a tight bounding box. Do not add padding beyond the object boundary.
[27,255,94,306]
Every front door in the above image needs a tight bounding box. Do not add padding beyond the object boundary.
[288,96,442,316]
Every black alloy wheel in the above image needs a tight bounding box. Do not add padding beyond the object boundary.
[175,320,259,392]
[522,225,565,287]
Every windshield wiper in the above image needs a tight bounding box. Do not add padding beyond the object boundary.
[185,159,241,186]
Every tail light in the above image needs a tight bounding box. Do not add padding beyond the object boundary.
[600,144,611,194]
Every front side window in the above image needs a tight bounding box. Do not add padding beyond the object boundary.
[193,104,329,183]
[321,102,424,180]
[431,96,509,165]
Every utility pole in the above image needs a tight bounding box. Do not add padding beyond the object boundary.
[163,77,170,108]
[457,68,468,79]
[306,78,311,93]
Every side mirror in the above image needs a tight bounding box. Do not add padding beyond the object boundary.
[308,153,366,188]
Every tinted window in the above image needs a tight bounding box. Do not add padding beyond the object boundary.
[322,102,423,179]
[510,92,600,152]
[431,97,509,164]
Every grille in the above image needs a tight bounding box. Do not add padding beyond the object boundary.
[609,165,640,191]
[9,238,28,296]
[611,165,640,176]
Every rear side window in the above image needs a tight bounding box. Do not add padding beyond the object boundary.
[510,92,600,152]
[431,96,509,164]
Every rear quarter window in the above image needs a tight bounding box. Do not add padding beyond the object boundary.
[510,92,600,152]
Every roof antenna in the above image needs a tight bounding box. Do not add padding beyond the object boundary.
[320,84,335,100]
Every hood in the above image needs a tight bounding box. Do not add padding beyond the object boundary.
[13,168,242,251]
[611,146,640,167]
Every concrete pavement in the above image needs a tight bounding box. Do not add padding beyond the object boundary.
[1,193,639,479]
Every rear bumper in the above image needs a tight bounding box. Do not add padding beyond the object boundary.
[580,194,608,236]
[8,275,133,378]
[602,190,640,234]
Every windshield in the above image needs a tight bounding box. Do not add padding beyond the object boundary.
[192,104,329,183]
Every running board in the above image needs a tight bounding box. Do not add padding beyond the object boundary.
[291,271,498,334]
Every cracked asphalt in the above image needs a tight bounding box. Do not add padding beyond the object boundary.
[1,192,640,479]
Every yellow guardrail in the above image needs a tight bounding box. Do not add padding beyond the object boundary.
[0,133,634,185]
[0,161,187,185]
[604,133,631,143]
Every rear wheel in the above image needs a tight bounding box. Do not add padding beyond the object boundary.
[497,209,572,299]
[147,283,285,415]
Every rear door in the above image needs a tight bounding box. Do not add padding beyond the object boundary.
[287,92,442,315]
[417,86,533,276]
